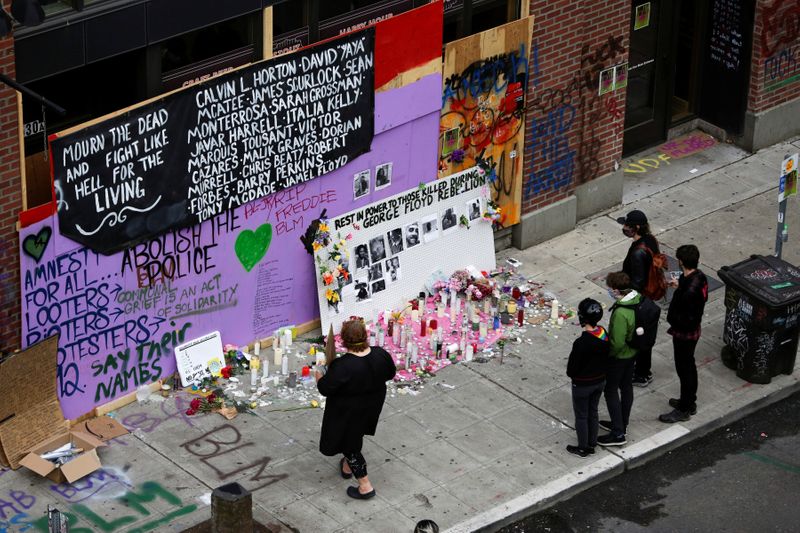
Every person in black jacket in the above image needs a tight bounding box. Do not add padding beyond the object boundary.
[316,319,397,499]
[566,298,610,457]
[617,209,660,387]
[660,244,708,423]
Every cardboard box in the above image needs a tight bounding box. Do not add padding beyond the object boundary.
[0,336,109,483]
[18,431,105,484]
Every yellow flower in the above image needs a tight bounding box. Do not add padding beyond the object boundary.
[312,241,323,252]
[311,400,320,408]
[325,288,334,301]
[319,223,329,233]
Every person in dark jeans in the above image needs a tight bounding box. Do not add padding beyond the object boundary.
[617,209,661,388]
[566,298,610,458]
[659,244,708,423]
[598,272,640,447]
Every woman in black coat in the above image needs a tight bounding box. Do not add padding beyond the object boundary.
[315,319,396,499]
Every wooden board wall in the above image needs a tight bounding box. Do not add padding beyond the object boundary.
[439,16,534,227]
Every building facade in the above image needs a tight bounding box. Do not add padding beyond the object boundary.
[1,0,799,354]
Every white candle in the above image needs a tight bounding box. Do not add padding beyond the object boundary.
[550,299,559,320]
[465,344,474,361]
[284,329,292,347]
[281,352,289,375]
[263,360,270,379]
[274,347,283,367]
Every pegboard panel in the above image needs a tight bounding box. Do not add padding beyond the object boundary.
[315,167,496,332]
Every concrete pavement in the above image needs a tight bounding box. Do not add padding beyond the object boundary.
[1,132,799,533]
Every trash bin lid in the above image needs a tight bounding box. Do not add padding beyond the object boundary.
[718,255,800,308]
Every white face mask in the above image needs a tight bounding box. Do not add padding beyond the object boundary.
[607,288,619,300]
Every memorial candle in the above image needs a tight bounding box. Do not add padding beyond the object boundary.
[273,347,283,367]
[550,299,559,320]
[420,318,427,337]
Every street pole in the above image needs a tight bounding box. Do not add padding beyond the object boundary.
[776,153,800,259]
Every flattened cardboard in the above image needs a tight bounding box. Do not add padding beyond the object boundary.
[73,416,129,441]
[19,430,105,483]
[0,336,64,468]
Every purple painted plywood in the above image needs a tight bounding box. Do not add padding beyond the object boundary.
[19,74,441,419]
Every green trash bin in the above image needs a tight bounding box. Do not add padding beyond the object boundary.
[718,255,800,384]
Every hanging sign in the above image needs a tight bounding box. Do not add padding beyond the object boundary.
[50,29,375,255]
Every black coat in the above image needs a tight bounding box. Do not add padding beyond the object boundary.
[667,270,708,333]
[566,328,610,385]
[623,235,660,292]
[317,347,396,456]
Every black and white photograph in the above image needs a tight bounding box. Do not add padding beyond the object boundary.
[404,222,421,248]
[371,279,386,294]
[467,197,482,221]
[386,228,404,255]
[441,207,458,233]
[386,256,401,282]
[421,213,440,243]
[355,278,371,302]
[375,162,392,190]
[369,235,387,263]
[354,244,370,271]
[368,262,383,282]
[353,170,370,200]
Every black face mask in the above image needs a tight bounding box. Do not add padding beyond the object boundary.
[622,226,636,238]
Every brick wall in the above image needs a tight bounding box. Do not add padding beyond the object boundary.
[0,8,21,353]
[521,0,630,214]
[749,0,800,113]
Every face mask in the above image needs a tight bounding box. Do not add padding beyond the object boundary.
[622,226,636,238]
[607,288,619,300]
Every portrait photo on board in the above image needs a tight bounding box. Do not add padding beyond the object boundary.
[372,279,387,294]
[386,256,401,283]
[355,278,371,302]
[353,170,370,200]
[354,244,370,271]
[421,213,440,243]
[369,235,387,263]
[441,207,458,234]
[368,262,384,282]
[375,162,392,190]
[467,197,482,221]
[404,222,421,248]
[387,228,404,256]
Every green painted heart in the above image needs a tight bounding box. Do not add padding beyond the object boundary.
[22,226,52,263]
[235,223,273,272]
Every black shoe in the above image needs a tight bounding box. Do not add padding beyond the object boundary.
[339,458,352,479]
[346,486,376,500]
[659,408,690,423]
[566,445,591,458]
[599,420,613,432]
[587,446,596,455]
[632,375,653,388]
[597,433,627,447]
[669,398,697,415]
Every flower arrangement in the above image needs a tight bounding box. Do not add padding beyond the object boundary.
[450,148,466,164]
[483,199,502,229]
[448,269,471,293]
[314,222,353,311]
[459,214,470,229]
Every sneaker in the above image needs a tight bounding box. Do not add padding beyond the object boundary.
[632,375,653,388]
[599,420,613,432]
[566,445,591,458]
[669,398,697,415]
[597,433,627,447]
[659,408,690,423]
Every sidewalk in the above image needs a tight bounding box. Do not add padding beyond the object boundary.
[2,132,800,533]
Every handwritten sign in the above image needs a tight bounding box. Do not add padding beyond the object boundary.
[174,331,223,386]
[51,29,375,255]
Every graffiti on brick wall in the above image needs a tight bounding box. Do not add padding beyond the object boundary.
[439,18,532,226]
[764,43,800,91]
[761,0,800,58]
[524,35,625,199]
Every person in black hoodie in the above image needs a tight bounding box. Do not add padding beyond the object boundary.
[617,209,661,388]
[659,244,708,423]
[566,298,610,458]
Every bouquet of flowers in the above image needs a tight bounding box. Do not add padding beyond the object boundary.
[314,223,353,311]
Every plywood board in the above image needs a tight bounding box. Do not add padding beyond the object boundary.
[439,16,534,227]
